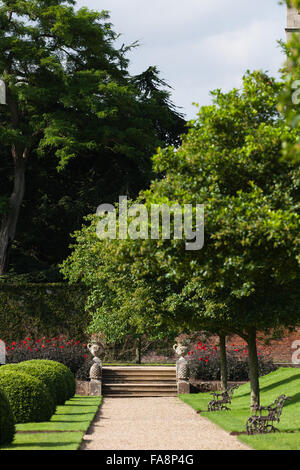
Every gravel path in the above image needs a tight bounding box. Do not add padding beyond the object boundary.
[81,397,251,450]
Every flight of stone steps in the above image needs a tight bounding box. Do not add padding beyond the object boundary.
[102,366,177,397]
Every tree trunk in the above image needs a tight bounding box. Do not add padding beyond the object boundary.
[135,336,142,364]
[219,333,228,391]
[0,71,28,276]
[247,327,260,411]
[0,152,27,275]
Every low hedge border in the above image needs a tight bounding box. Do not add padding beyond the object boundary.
[0,368,54,423]
[0,387,15,445]
[23,359,76,400]
[0,396,102,451]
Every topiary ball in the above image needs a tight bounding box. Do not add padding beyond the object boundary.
[0,369,55,423]
[15,361,63,408]
[0,386,15,445]
[19,359,76,402]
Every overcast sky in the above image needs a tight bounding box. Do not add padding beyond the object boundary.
[76,0,287,120]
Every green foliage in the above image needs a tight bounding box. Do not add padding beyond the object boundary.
[14,361,68,407]
[0,367,54,423]
[24,359,76,401]
[0,387,15,445]
[28,359,76,400]
[0,282,88,342]
[181,368,300,450]
[61,213,181,344]
[62,71,300,340]
[279,1,300,162]
[189,352,278,382]
[0,0,186,274]
[286,0,300,10]
[0,396,102,451]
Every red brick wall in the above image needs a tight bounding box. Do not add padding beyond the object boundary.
[189,328,300,363]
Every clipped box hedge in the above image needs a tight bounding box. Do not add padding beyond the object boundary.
[0,283,88,343]
[17,359,76,403]
[0,367,55,423]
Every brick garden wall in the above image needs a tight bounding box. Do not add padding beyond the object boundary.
[141,328,300,364]
[193,328,300,364]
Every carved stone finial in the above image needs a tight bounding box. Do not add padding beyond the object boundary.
[173,342,188,358]
[173,339,190,394]
[87,341,105,359]
[87,341,105,381]
[89,362,102,380]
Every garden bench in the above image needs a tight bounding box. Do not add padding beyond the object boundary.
[207,384,240,412]
[246,394,291,434]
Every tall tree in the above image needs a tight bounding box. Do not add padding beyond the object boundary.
[62,72,300,409]
[280,0,300,162]
[0,0,186,275]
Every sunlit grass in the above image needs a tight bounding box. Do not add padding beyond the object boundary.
[180,368,300,450]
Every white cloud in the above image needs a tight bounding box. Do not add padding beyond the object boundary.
[75,0,287,118]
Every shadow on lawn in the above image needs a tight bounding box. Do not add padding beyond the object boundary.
[5,441,79,449]
[230,429,300,436]
[53,412,96,417]
[60,404,99,407]
[236,373,300,399]
[50,419,93,423]
[282,391,300,408]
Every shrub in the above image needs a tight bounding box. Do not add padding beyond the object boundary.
[6,336,89,377]
[15,361,65,408]
[20,360,76,401]
[0,282,88,344]
[0,368,54,423]
[0,387,15,445]
[188,343,278,382]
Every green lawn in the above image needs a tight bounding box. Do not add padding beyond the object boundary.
[1,395,102,450]
[180,368,300,450]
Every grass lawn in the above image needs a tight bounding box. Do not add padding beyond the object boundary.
[1,395,102,450]
[180,368,300,450]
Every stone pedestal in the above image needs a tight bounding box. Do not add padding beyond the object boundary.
[176,355,190,395]
[89,379,102,396]
[177,380,190,395]
[87,341,104,396]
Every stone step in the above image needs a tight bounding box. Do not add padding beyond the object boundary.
[103,383,177,389]
[103,376,176,383]
[103,383,177,397]
[102,366,177,397]
[104,391,178,397]
[103,367,176,373]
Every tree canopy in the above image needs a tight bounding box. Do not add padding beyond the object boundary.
[0,0,186,275]
[279,0,300,162]
[62,71,300,407]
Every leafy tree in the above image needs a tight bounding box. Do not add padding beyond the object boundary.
[279,0,300,162]
[0,0,186,275]
[61,212,180,352]
[142,72,299,408]
[62,72,300,409]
